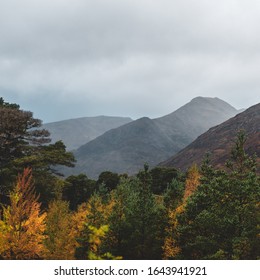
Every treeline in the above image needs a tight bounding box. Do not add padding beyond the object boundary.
[0,98,259,259]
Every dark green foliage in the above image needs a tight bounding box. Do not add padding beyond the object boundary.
[175,132,260,259]
[96,171,120,192]
[124,178,166,259]
[1,98,259,260]
[163,178,185,210]
[0,98,75,207]
[150,166,180,194]
[74,223,93,260]
[0,99,50,168]
[0,98,48,203]
[105,165,167,259]
[0,97,20,109]
[63,174,96,211]
[103,179,132,257]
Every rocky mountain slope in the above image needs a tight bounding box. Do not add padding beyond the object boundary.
[160,103,260,171]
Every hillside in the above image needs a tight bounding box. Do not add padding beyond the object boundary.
[154,97,240,143]
[67,97,239,178]
[73,117,175,176]
[43,116,132,150]
[160,103,260,171]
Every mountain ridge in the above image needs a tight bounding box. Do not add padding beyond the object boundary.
[160,103,260,171]
[42,115,132,150]
[66,97,240,178]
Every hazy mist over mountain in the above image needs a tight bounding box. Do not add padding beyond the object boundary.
[160,102,260,171]
[59,97,241,178]
[43,116,132,151]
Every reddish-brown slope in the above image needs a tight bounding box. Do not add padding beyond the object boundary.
[161,103,260,171]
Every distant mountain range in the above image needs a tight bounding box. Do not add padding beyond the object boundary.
[160,103,260,171]
[62,97,240,178]
[43,116,132,150]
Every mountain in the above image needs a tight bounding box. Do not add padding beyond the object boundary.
[153,96,239,149]
[73,117,175,176]
[160,103,260,171]
[42,116,132,150]
[67,97,240,178]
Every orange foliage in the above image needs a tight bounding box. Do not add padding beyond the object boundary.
[163,164,200,259]
[184,164,201,200]
[0,168,46,259]
[44,200,76,259]
[163,204,184,259]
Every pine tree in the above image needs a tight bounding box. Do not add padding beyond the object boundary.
[103,178,132,257]
[163,179,185,259]
[120,165,167,259]
[174,132,260,259]
[0,98,75,208]
[63,174,96,211]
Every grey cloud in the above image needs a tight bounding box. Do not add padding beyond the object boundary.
[0,0,260,122]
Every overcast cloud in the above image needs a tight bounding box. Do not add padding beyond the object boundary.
[0,0,260,122]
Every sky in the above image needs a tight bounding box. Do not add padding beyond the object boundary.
[0,0,260,123]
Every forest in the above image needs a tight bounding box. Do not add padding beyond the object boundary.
[0,98,259,260]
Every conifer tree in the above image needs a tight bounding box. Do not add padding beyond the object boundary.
[0,168,46,259]
[103,178,132,257]
[174,132,260,259]
[163,179,185,259]
[44,200,76,259]
[119,165,166,259]
[75,223,121,260]
[0,98,75,207]
[74,192,114,259]
[183,163,200,200]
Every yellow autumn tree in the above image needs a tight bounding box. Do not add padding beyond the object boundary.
[163,204,184,259]
[72,192,116,259]
[44,200,76,259]
[0,168,46,259]
[163,165,201,259]
[71,192,115,233]
[183,163,201,200]
[84,192,115,227]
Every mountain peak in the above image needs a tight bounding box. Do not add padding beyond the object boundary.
[160,103,260,171]
[63,97,240,178]
[188,96,237,110]
[154,96,239,141]
[191,96,219,101]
